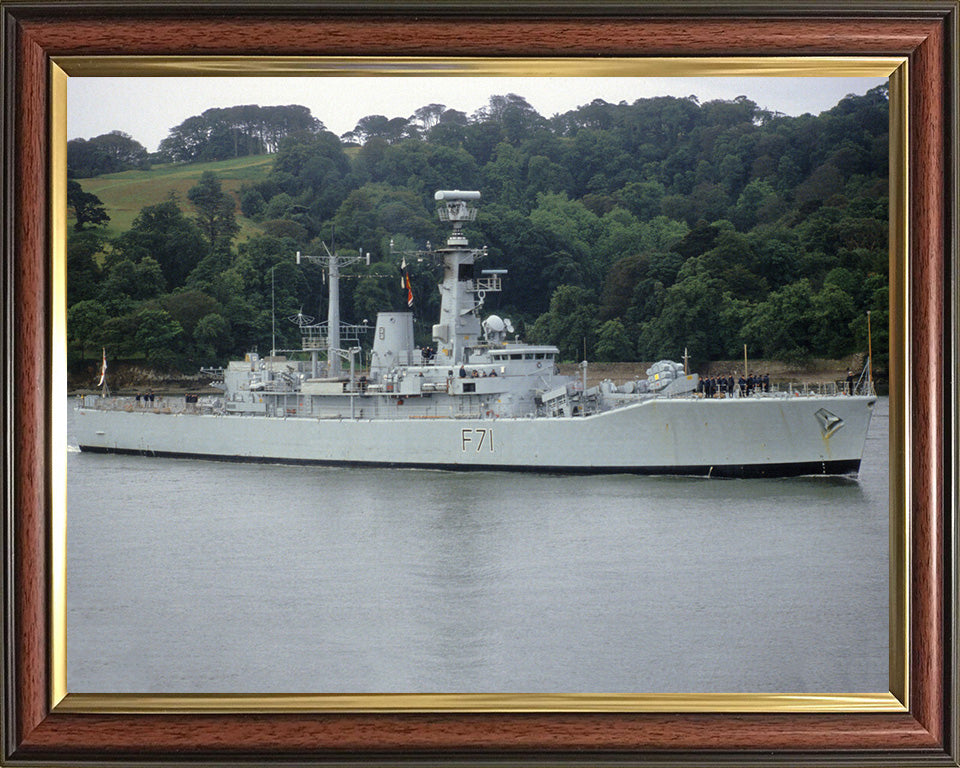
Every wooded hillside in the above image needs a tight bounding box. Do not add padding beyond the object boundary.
[67,85,889,381]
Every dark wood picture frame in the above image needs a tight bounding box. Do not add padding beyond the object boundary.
[2,1,957,765]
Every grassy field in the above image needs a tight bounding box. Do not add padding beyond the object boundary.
[75,154,275,240]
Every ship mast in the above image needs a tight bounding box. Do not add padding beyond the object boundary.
[432,191,499,365]
[296,242,367,378]
[323,242,346,375]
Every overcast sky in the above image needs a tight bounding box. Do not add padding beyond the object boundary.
[68,76,886,152]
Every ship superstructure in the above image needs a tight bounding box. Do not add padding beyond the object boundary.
[75,190,877,477]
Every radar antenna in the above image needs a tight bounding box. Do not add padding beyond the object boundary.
[435,190,480,246]
[287,308,315,328]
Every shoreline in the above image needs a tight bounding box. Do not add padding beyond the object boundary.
[68,354,870,396]
[559,355,867,390]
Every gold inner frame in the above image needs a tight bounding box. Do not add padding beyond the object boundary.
[49,56,909,714]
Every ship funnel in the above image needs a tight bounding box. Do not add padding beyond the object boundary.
[435,190,480,245]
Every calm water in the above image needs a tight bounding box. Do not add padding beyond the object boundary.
[66,398,889,694]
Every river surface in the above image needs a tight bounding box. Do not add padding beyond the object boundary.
[66,398,889,694]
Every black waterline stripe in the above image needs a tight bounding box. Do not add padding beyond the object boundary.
[76,446,860,478]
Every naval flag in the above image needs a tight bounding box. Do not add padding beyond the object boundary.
[401,257,413,307]
[97,347,107,386]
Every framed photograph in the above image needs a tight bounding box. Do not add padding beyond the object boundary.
[2,1,956,765]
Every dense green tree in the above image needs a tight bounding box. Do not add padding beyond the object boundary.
[332,184,438,258]
[187,172,240,252]
[350,263,403,324]
[66,229,105,303]
[194,312,232,362]
[158,104,322,162]
[741,280,817,362]
[529,285,599,361]
[646,250,686,288]
[424,109,470,148]
[133,307,184,368]
[670,220,720,262]
[810,282,857,357]
[475,202,550,315]
[641,216,690,253]
[365,140,480,202]
[482,142,526,209]
[594,319,634,362]
[67,180,110,231]
[733,179,781,231]
[849,277,888,378]
[67,299,108,359]
[474,94,547,146]
[409,103,447,132]
[160,290,222,340]
[615,181,665,221]
[698,230,766,301]
[747,225,801,289]
[67,131,150,178]
[462,121,504,167]
[240,188,267,219]
[600,254,649,321]
[344,114,409,145]
[262,219,309,243]
[636,260,726,363]
[564,129,633,197]
[523,154,572,207]
[100,312,140,358]
[98,257,165,310]
[795,163,844,205]
[274,131,348,183]
[528,193,601,273]
[157,115,208,165]
[113,199,207,289]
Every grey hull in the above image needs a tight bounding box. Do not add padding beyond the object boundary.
[75,394,876,478]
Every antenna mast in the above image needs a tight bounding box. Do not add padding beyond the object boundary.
[296,239,364,378]
[433,190,495,365]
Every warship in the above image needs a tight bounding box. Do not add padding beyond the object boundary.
[75,190,877,477]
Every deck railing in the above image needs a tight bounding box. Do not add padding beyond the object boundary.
[76,395,221,415]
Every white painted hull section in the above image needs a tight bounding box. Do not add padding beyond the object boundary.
[75,395,876,476]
